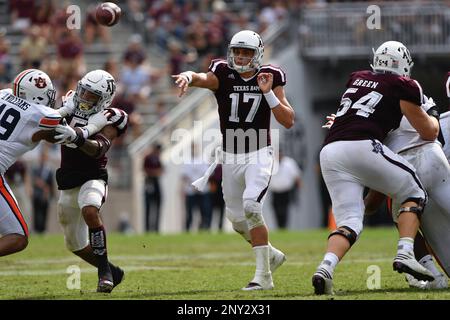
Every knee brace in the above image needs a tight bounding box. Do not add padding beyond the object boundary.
[232,220,251,242]
[78,180,107,209]
[399,197,426,219]
[328,226,358,247]
[244,199,265,230]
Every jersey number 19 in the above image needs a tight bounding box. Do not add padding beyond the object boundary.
[0,103,20,140]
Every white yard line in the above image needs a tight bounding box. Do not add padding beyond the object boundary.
[3,252,250,266]
[0,256,394,276]
[0,265,189,276]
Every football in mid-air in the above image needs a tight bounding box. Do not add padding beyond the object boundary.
[95,2,122,26]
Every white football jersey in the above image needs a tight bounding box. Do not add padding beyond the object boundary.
[384,115,440,154]
[439,111,450,160]
[0,89,61,174]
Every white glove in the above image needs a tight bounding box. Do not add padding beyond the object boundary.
[58,90,76,117]
[83,109,114,137]
[421,95,436,112]
[321,113,336,129]
[55,121,85,147]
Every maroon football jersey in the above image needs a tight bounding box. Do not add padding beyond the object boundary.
[324,70,423,145]
[208,59,286,153]
[56,108,127,190]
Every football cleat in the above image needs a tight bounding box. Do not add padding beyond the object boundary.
[97,278,114,293]
[393,250,435,282]
[312,265,334,295]
[242,273,274,291]
[270,248,286,274]
[405,273,448,290]
[111,265,125,288]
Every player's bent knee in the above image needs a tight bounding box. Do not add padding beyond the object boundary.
[328,226,358,247]
[399,197,426,218]
[244,200,265,229]
[78,180,106,209]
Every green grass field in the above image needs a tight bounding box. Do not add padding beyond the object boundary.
[0,227,449,300]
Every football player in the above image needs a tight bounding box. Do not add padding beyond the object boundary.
[54,70,128,293]
[361,73,450,290]
[0,69,61,257]
[172,30,295,290]
[314,41,439,294]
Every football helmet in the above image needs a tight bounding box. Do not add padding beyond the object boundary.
[74,70,116,115]
[371,41,414,77]
[227,30,264,74]
[12,69,56,108]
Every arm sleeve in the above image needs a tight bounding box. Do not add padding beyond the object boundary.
[208,59,227,79]
[397,78,423,106]
[38,114,62,130]
[270,65,287,88]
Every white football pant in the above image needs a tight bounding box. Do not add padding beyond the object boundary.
[391,142,450,276]
[57,179,107,252]
[222,146,273,225]
[0,174,28,236]
[321,140,426,236]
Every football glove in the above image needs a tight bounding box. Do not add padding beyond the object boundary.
[421,95,436,112]
[57,90,76,117]
[104,108,128,130]
[55,119,86,147]
[421,95,440,120]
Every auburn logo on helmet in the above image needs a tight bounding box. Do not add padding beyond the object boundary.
[34,77,47,89]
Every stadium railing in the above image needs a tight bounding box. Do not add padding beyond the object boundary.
[299,1,450,58]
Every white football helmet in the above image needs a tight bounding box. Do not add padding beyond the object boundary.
[227,30,264,74]
[74,70,116,115]
[12,69,56,108]
[371,41,414,77]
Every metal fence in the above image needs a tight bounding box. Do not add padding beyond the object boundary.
[299,1,450,59]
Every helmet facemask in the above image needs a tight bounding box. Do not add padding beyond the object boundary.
[45,88,56,108]
[73,70,116,116]
[74,82,104,115]
[227,46,259,74]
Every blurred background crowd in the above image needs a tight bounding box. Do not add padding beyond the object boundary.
[1,0,446,234]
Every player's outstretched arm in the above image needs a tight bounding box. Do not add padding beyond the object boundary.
[32,114,63,143]
[32,129,59,143]
[171,71,219,97]
[54,122,119,158]
[257,72,294,129]
[77,125,118,159]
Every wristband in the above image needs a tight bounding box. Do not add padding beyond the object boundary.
[264,90,281,109]
[427,106,440,120]
[73,127,86,147]
[181,71,193,84]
